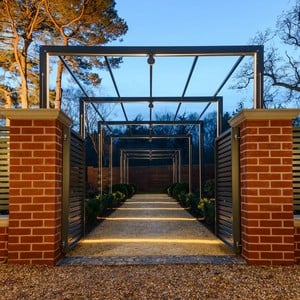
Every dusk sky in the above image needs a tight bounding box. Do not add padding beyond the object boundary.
[112,0,291,46]
[89,1,293,120]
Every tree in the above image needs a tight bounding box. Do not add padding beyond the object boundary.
[0,0,127,108]
[0,0,49,108]
[44,0,127,108]
[232,0,300,107]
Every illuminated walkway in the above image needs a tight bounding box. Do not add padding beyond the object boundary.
[67,194,235,261]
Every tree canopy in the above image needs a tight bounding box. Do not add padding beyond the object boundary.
[0,0,127,108]
[233,0,300,107]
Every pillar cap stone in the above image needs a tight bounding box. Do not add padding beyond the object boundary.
[229,109,300,128]
[0,109,72,127]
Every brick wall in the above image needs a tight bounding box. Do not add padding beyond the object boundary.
[230,110,300,265]
[2,109,71,265]
[87,165,210,193]
[296,225,300,264]
[0,221,8,263]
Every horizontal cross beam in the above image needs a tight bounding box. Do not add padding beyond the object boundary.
[40,45,263,57]
[82,96,222,103]
[99,120,202,126]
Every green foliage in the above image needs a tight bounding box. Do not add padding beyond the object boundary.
[85,183,136,228]
[112,191,125,207]
[198,198,215,224]
[0,0,128,108]
[178,191,187,206]
[166,182,189,200]
[85,195,102,226]
[203,179,215,198]
[172,182,189,199]
[112,183,136,198]
[165,182,215,231]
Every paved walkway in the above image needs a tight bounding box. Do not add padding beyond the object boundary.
[62,194,243,265]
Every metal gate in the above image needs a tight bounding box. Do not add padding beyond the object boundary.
[62,128,85,252]
[215,127,241,254]
[0,126,9,214]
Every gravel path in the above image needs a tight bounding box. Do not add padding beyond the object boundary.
[68,194,233,257]
[1,263,300,299]
[1,194,299,299]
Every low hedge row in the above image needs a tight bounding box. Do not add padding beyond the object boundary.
[85,183,136,228]
[166,182,215,226]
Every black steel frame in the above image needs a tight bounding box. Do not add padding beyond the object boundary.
[39,45,263,194]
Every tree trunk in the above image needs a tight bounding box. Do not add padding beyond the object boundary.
[55,59,64,109]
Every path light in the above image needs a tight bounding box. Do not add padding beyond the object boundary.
[80,238,222,245]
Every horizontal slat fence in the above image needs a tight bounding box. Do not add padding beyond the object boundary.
[215,128,241,253]
[293,127,300,214]
[0,126,9,214]
[67,130,85,249]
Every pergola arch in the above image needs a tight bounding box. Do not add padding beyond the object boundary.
[39,45,264,194]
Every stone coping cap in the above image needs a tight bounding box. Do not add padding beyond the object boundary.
[229,109,300,127]
[0,109,72,127]
[0,215,8,227]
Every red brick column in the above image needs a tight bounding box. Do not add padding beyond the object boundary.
[230,109,300,265]
[296,220,300,264]
[0,218,8,263]
[2,109,71,265]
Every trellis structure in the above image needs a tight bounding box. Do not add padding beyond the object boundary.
[39,46,264,191]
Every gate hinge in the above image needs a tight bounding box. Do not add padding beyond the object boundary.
[63,133,68,141]
[234,134,240,141]
[236,241,242,249]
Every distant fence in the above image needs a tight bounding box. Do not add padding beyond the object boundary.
[87,164,214,193]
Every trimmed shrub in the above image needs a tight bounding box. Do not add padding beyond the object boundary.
[172,182,189,199]
[198,197,215,224]
[112,183,136,198]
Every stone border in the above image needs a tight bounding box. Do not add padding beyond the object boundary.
[59,255,246,266]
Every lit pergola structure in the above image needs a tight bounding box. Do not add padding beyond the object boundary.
[120,149,181,184]
[98,119,203,194]
[79,96,223,137]
[104,134,195,194]
[39,45,264,194]
[40,45,264,111]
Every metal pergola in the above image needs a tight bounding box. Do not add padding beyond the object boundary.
[39,45,264,194]
[120,149,181,184]
[40,45,264,111]
[98,122,202,194]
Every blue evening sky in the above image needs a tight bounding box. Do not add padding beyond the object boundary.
[112,0,291,46]
[90,1,293,120]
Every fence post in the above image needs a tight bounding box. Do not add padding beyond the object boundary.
[229,109,300,265]
[1,109,72,265]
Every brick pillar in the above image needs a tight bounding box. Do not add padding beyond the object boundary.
[296,219,300,264]
[2,109,71,265]
[230,109,300,265]
[0,218,8,263]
